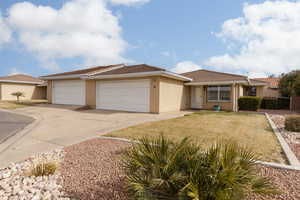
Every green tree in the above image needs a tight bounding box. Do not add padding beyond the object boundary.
[278,70,300,97]
[11,91,25,101]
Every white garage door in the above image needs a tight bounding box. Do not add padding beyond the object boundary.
[96,79,150,112]
[52,80,85,105]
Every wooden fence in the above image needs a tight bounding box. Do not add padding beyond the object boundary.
[290,96,300,112]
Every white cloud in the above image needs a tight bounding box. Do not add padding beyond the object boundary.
[171,61,201,74]
[9,67,27,75]
[1,0,149,71]
[205,0,300,77]
[0,12,11,46]
[7,0,127,70]
[110,0,150,6]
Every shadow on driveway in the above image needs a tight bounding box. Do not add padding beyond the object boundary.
[0,111,34,144]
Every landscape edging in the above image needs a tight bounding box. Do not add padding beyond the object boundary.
[264,113,300,167]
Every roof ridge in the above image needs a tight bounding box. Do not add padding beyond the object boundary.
[127,64,166,71]
[41,64,124,77]
[200,69,247,78]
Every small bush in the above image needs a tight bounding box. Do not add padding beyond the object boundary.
[261,97,290,110]
[238,96,261,111]
[123,135,276,200]
[285,116,300,132]
[30,162,57,177]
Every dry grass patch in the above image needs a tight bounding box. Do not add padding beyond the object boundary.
[106,111,285,163]
[0,100,47,109]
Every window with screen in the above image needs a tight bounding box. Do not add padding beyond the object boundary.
[207,86,231,101]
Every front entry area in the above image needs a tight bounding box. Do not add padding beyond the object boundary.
[96,79,151,113]
[191,86,203,109]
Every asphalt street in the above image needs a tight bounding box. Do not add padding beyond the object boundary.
[0,111,34,144]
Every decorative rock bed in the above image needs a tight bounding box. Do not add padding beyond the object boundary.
[0,150,69,200]
[1,136,300,200]
[269,114,300,161]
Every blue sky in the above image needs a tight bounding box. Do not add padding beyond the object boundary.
[0,0,299,77]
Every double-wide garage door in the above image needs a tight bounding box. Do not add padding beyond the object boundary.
[52,80,85,106]
[96,79,150,112]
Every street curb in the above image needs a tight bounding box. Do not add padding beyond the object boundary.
[0,109,42,154]
[96,136,300,171]
[265,113,300,167]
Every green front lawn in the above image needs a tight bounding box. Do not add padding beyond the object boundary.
[106,111,285,163]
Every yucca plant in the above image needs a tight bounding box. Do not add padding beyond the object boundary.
[122,135,276,200]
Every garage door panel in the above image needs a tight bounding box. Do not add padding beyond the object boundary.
[52,80,85,105]
[96,80,150,112]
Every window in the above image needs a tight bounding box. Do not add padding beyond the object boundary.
[245,86,257,96]
[207,86,231,101]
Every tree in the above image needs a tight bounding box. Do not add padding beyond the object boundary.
[11,91,25,101]
[278,70,300,97]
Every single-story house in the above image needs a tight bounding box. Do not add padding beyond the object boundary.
[253,77,280,98]
[0,74,47,101]
[41,64,268,113]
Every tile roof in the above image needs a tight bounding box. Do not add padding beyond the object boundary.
[181,69,248,83]
[95,64,165,76]
[41,64,123,78]
[254,78,279,88]
[0,74,43,84]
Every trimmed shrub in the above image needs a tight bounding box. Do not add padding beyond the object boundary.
[238,96,261,111]
[123,135,276,200]
[29,162,57,177]
[285,116,300,132]
[261,97,290,110]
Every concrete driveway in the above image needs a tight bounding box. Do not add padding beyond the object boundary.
[0,104,189,167]
[0,111,34,144]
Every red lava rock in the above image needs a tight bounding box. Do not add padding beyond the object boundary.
[61,138,130,200]
[61,138,300,200]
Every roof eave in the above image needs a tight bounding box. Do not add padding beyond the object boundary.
[0,80,43,84]
[86,71,192,81]
[40,74,83,80]
[185,80,248,86]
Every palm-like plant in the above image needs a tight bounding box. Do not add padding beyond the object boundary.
[183,143,275,200]
[122,136,199,199]
[122,135,276,200]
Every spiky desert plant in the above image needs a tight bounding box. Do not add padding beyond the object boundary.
[123,136,276,200]
[182,143,276,200]
[122,135,199,200]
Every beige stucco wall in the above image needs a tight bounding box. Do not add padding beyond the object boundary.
[47,80,52,103]
[261,86,280,98]
[0,83,46,100]
[86,80,96,109]
[158,77,188,113]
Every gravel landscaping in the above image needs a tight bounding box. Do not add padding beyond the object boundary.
[60,138,300,200]
[0,149,68,200]
[61,138,130,200]
[1,137,299,200]
[269,113,300,161]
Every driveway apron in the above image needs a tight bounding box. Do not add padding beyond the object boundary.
[0,105,189,167]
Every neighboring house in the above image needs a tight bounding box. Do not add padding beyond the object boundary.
[253,78,280,98]
[41,64,268,113]
[0,74,47,101]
